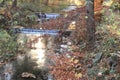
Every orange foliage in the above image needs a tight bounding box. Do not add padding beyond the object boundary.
[40,0,104,29]
[94,0,103,12]
[47,52,88,80]
[0,8,12,20]
[39,2,103,43]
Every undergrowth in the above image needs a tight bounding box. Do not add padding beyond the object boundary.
[86,7,120,80]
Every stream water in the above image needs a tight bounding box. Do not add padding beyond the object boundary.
[0,29,57,80]
[0,5,76,80]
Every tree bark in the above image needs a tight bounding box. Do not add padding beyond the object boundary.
[86,0,96,51]
[12,0,17,8]
[44,0,49,6]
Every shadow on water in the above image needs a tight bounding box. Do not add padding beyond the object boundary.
[13,55,49,80]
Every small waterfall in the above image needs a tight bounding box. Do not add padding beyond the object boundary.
[0,28,59,80]
[25,34,47,68]
[17,30,57,68]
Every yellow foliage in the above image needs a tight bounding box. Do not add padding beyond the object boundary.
[68,21,76,30]
[74,59,79,64]
[75,73,82,78]
[0,8,6,14]
[107,25,120,36]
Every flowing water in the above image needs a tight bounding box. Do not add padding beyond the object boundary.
[0,29,57,80]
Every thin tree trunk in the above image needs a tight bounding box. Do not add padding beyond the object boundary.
[44,0,49,6]
[86,0,96,51]
[12,0,17,8]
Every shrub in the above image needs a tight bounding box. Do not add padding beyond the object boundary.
[0,29,18,62]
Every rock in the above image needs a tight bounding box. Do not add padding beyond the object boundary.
[92,53,103,65]
[60,44,68,48]
[67,42,72,46]
[21,72,36,78]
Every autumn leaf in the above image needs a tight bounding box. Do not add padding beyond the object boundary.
[21,72,36,78]
[75,73,82,78]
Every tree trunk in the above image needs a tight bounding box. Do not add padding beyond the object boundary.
[86,0,95,51]
[12,0,17,8]
[44,0,49,6]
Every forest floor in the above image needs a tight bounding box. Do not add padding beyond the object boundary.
[82,7,120,80]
